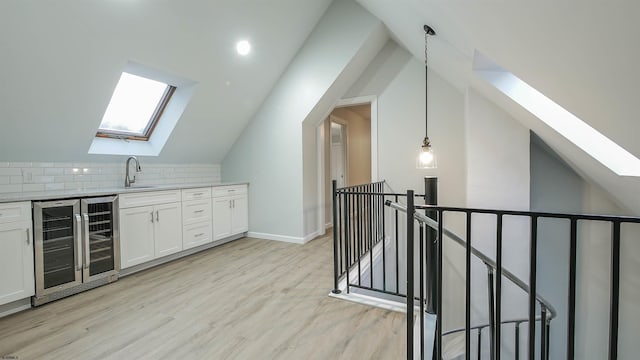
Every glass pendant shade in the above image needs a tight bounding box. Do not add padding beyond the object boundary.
[417,138,437,169]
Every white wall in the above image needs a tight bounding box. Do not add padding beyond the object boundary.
[223,0,386,242]
[531,134,640,359]
[465,88,531,358]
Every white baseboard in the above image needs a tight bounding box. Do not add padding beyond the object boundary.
[0,298,31,319]
[325,222,332,229]
[248,232,306,244]
[303,229,322,243]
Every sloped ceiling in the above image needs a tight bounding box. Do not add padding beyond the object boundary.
[0,0,332,163]
[357,0,640,214]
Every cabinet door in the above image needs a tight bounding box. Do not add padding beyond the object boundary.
[231,195,248,235]
[212,197,232,241]
[154,202,183,258]
[0,221,34,305]
[119,206,155,269]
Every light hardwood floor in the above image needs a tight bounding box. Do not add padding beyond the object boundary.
[0,234,405,359]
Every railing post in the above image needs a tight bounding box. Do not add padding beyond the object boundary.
[424,176,438,314]
[344,189,351,293]
[515,322,520,360]
[406,189,415,360]
[331,180,341,294]
[609,221,621,360]
[541,306,548,360]
[487,264,496,360]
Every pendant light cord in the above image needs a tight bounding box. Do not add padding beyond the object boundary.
[424,25,435,141]
[425,30,429,138]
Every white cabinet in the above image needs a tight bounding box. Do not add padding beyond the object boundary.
[153,202,182,258]
[119,206,155,268]
[182,188,212,250]
[119,190,182,269]
[0,202,34,306]
[212,185,249,241]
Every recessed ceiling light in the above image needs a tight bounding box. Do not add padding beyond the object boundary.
[236,40,251,56]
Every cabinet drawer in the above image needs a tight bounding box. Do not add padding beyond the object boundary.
[182,187,211,201]
[183,221,212,250]
[0,202,31,224]
[119,190,182,209]
[182,199,212,225]
[212,185,247,198]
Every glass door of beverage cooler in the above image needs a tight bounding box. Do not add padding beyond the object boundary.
[81,196,119,282]
[34,200,82,297]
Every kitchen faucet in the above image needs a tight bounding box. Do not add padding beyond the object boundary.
[124,156,142,187]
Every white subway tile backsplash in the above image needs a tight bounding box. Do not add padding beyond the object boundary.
[0,162,221,195]
[44,167,64,176]
[22,184,45,192]
[45,183,65,191]
[9,162,32,168]
[0,184,22,193]
[27,168,44,176]
[33,175,55,184]
[0,168,22,176]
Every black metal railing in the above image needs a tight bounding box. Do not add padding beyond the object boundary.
[393,194,640,360]
[332,178,640,359]
[388,199,555,360]
[332,180,425,297]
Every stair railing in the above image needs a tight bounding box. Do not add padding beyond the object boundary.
[389,192,640,360]
[387,199,555,360]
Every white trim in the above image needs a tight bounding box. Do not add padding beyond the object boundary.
[334,95,378,181]
[0,298,31,319]
[325,222,332,230]
[316,96,379,246]
[328,291,406,313]
[316,124,325,241]
[248,231,306,244]
[303,229,323,243]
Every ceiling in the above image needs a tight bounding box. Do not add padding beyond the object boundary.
[0,0,333,163]
[356,0,640,157]
[356,0,640,214]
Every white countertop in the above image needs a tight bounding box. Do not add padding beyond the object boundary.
[0,182,249,203]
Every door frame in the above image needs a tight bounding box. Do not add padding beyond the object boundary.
[316,95,378,231]
[329,115,349,188]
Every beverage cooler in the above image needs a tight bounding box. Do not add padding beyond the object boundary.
[32,195,120,306]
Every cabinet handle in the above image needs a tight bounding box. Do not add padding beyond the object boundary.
[75,214,83,271]
[156,210,159,222]
[150,211,154,223]
[83,213,90,270]
[195,233,205,237]
[25,228,30,245]
[194,192,203,196]
[195,210,204,213]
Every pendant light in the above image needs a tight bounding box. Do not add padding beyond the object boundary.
[417,25,437,169]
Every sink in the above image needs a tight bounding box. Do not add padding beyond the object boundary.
[127,185,157,189]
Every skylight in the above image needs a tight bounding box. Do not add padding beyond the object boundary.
[474,52,640,177]
[97,72,176,140]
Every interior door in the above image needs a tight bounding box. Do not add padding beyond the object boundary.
[330,120,347,188]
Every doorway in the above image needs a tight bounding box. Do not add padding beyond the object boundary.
[320,97,376,230]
